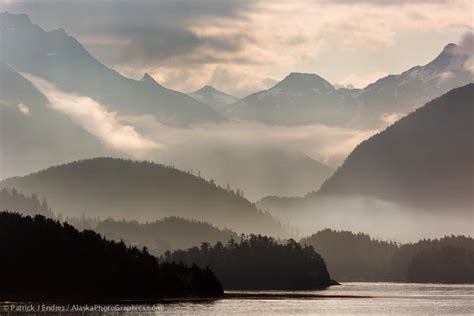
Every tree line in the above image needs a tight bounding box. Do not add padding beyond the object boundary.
[161,234,332,290]
[0,212,223,301]
[302,229,474,283]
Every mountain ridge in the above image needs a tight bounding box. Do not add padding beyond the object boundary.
[0,12,225,126]
[189,85,238,114]
[0,157,288,237]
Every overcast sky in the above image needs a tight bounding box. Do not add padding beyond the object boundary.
[1,0,472,96]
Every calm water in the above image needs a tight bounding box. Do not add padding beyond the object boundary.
[3,283,473,315]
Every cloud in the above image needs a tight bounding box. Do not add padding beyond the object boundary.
[2,0,471,95]
[119,116,378,168]
[455,31,474,74]
[17,103,30,115]
[273,195,474,242]
[19,72,376,168]
[380,112,405,126]
[24,74,161,157]
[325,0,450,5]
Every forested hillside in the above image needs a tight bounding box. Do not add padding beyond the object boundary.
[0,212,223,300]
[302,230,474,283]
[95,217,238,255]
[0,188,54,218]
[162,235,332,290]
[1,158,287,236]
[318,84,474,212]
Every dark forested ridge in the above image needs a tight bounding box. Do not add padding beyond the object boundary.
[162,235,332,290]
[302,229,474,283]
[318,84,474,212]
[0,187,237,256]
[301,229,398,281]
[0,212,223,301]
[407,246,474,284]
[0,158,287,237]
[95,217,238,256]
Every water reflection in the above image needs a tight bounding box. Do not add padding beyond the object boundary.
[2,283,473,315]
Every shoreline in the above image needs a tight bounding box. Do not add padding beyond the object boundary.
[0,292,372,306]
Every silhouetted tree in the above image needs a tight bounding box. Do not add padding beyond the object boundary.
[0,188,54,218]
[302,229,474,283]
[0,212,223,301]
[162,234,331,290]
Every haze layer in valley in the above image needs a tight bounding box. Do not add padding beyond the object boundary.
[0,11,472,242]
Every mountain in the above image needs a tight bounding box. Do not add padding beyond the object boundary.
[226,44,472,127]
[318,84,474,211]
[141,73,162,87]
[189,85,238,114]
[258,85,473,238]
[0,61,106,179]
[0,12,224,126]
[0,158,288,236]
[165,147,334,201]
[226,72,359,126]
[358,43,473,126]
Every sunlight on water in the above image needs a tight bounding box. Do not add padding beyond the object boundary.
[164,283,474,315]
[3,283,473,315]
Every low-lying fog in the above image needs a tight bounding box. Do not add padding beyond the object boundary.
[11,74,471,243]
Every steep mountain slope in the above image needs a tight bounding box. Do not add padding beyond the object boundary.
[0,61,106,179]
[189,85,238,114]
[227,72,359,126]
[0,158,287,236]
[0,12,224,126]
[318,84,474,211]
[226,44,472,127]
[358,43,473,126]
[258,85,473,238]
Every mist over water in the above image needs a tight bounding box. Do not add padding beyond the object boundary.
[262,195,474,242]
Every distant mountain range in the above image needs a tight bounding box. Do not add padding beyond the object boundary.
[0,12,225,126]
[358,43,473,125]
[189,85,238,114]
[2,12,471,129]
[226,72,359,126]
[226,45,472,127]
[260,84,474,216]
[1,11,472,220]
[0,158,288,237]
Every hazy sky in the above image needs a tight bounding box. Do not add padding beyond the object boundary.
[1,0,472,96]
